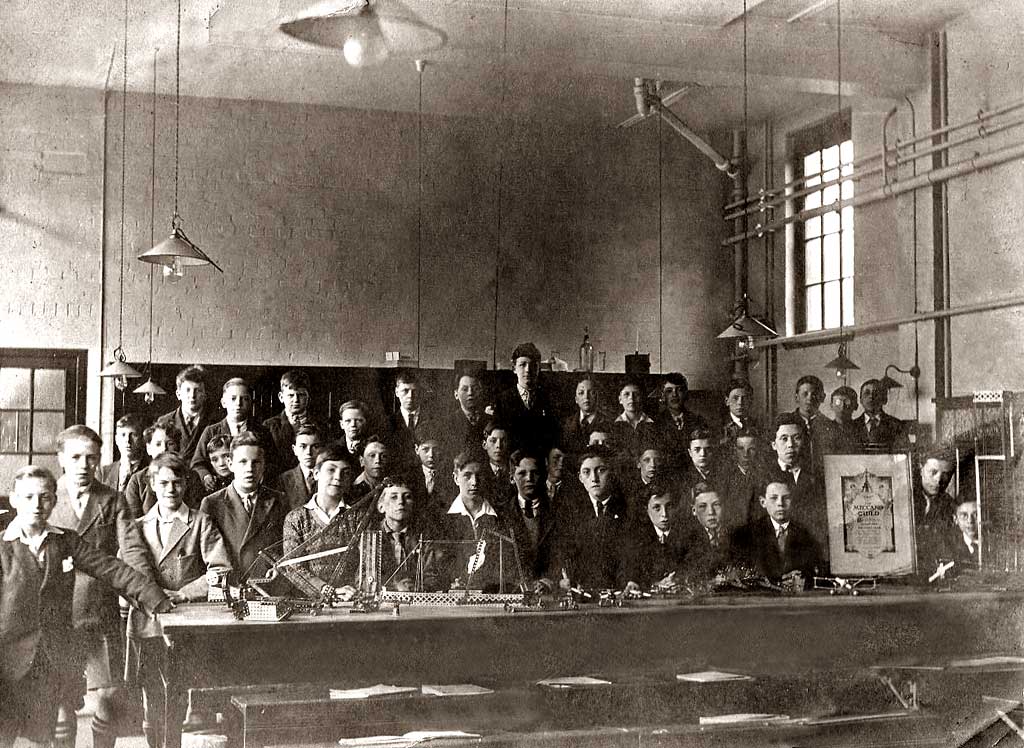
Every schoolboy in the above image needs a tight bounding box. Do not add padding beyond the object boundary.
[96,413,148,493]
[124,423,204,518]
[121,453,231,748]
[856,379,908,452]
[612,380,657,463]
[410,432,447,525]
[203,434,234,495]
[482,420,512,494]
[494,342,558,454]
[507,449,552,578]
[0,466,171,748]
[721,378,755,442]
[263,369,315,471]
[624,441,667,525]
[377,476,441,592]
[560,376,611,454]
[823,385,861,454]
[270,423,324,509]
[386,369,438,468]
[944,499,983,570]
[334,399,372,463]
[763,413,827,554]
[156,365,212,463]
[653,373,707,468]
[747,479,822,590]
[351,436,390,499]
[450,372,489,453]
[624,483,686,592]
[721,431,762,529]
[791,374,828,470]
[679,482,745,579]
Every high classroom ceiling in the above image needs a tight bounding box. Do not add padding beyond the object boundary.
[0,0,989,130]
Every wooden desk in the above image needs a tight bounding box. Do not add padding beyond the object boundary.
[160,590,1024,746]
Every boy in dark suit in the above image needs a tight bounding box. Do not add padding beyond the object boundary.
[121,453,231,748]
[262,369,315,472]
[506,449,554,580]
[199,432,288,585]
[679,482,746,581]
[560,376,612,455]
[622,440,667,525]
[624,483,686,592]
[822,385,861,454]
[385,369,439,469]
[124,423,204,518]
[721,378,756,443]
[156,365,212,464]
[721,431,762,530]
[763,413,828,557]
[654,373,707,469]
[495,342,558,455]
[482,420,513,499]
[96,413,148,494]
[748,479,822,590]
[377,476,442,592]
[334,399,372,464]
[409,432,448,526]
[269,423,324,510]
[0,466,171,748]
[203,434,234,496]
[856,379,908,452]
[449,372,489,456]
[944,499,983,570]
[913,447,958,570]
[351,436,391,499]
[791,374,829,471]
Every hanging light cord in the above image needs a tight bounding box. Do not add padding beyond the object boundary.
[149,48,158,369]
[741,0,749,315]
[116,0,128,352]
[835,0,846,375]
[416,64,423,366]
[492,0,509,370]
[173,0,181,225]
[657,114,663,373]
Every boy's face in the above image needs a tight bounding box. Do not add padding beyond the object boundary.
[588,430,611,447]
[735,436,758,471]
[662,382,685,412]
[146,428,180,459]
[760,481,793,523]
[279,384,310,418]
[116,425,144,462]
[360,442,389,480]
[454,461,487,507]
[547,447,565,482]
[416,440,440,470]
[619,385,643,416]
[58,436,101,488]
[831,393,857,423]
[688,439,714,471]
[637,449,663,482]
[230,445,265,493]
[209,448,233,478]
[11,476,56,531]
[177,379,206,416]
[647,494,674,532]
[314,458,354,502]
[483,429,509,465]
[151,466,186,512]
[222,384,253,424]
[954,502,979,540]
[340,408,367,441]
[395,381,419,412]
[692,491,723,531]
[454,375,482,413]
[292,433,323,470]
[772,424,803,467]
[575,380,598,414]
[513,356,538,390]
[512,457,541,499]
[920,457,954,498]
[861,382,887,414]
[579,456,612,500]
[378,485,414,524]
[795,382,823,417]
[726,387,749,419]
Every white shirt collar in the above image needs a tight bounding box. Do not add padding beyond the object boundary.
[304,496,343,525]
[447,495,497,523]
[777,460,801,479]
[730,413,744,427]
[769,516,790,534]
[144,503,190,525]
[616,412,653,427]
[655,526,670,542]
[3,518,63,544]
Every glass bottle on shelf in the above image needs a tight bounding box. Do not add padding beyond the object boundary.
[579,327,594,372]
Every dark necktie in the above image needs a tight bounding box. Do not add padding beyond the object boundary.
[523,501,535,519]
[304,472,315,496]
[776,526,787,553]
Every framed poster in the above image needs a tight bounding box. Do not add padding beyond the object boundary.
[823,453,916,577]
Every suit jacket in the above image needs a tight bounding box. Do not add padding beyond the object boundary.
[96,458,148,494]
[270,465,315,511]
[546,491,631,590]
[559,412,614,454]
[761,461,828,561]
[406,466,452,529]
[494,386,559,454]
[721,416,760,444]
[445,408,488,457]
[625,521,688,588]
[0,525,167,683]
[49,477,139,632]
[855,411,908,452]
[378,516,443,592]
[440,502,530,592]
[192,418,280,483]
[943,529,985,571]
[653,409,709,468]
[385,409,443,469]
[721,465,760,530]
[199,483,288,584]
[504,494,556,580]
[123,467,204,518]
[913,488,958,569]
[678,517,745,580]
[820,419,863,455]
[156,407,215,464]
[747,515,821,586]
[612,417,660,467]
[262,412,302,472]
[792,410,833,472]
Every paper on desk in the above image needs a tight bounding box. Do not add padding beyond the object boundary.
[329,684,418,700]
[421,684,494,696]
[699,713,791,725]
[337,731,481,746]
[948,655,1024,668]
[677,671,753,683]
[537,676,612,688]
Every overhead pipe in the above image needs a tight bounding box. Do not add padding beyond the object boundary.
[651,99,737,178]
[722,137,1024,247]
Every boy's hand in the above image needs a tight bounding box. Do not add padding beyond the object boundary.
[623,581,642,597]
[154,597,176,614]
[335,585,357,601]
[202,475,218,492]
[164,589,189,604]
[655,571,677,590]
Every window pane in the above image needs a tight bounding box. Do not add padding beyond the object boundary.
[805,238,822,283]
[842,231,855,277]
[843,278,855,325]
[31,454,60,480]
[32,412,64,453]
[0,411,30,453]
[806,285,822,332]
[34,369,66,410]
[822,144,840,170]
[804,174,821,189]
[823,280,842,329]
[823,234,841,281]
[805,191,821,211]
[0,369,31,409]
[840,140,853,164]
[822,167,839,186]
[841,205,854,229]
[822,184,839,206]
[823,210,840,235]
[841,179,854,200]
[804,151,821,176]
[805,215,821,238]
[0,454,29,497]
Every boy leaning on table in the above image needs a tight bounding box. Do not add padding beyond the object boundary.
[0,465,172,748]
[121,452,232,748]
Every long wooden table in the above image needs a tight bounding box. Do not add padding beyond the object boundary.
[160,590,1024,746]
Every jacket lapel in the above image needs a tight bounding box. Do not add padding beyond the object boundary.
[159,511,193,563]
[75,483,104,535]
[242,488,275,547]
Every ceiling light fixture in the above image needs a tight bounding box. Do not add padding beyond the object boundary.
[279,0,445,68]
[100,0,142,391]
[879,363,921,392]
[825,340,859,378]
[138,0,223,277]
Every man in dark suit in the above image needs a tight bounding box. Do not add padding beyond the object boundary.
[624,482,686,591]
[678,482,747,581]
[721,431,762,530]
[96,413,148,494]
[156,365,214,465]
[269,424,324,510]
[332,399,373,467]
[505,449,555,580]
[791,374,830,472]
[448,372,490,456]
[943,499,983,570]
[855,379,908,452]
[560,376,613,455]
[822,385,862,454]
[495,342,558,455]
[199,433,288,585]
[192,378,279,492]
[913,447,958,570]
[762,413,828,558]
[262,369,317,472]
[653,372,708,470]
[747,479,822,589]
[721,378,757,443]
[385,369,441,470]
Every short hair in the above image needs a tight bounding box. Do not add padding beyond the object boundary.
[454,370,482,388]
[222,377,250,394]
[414,431,441,447]
[338,399,368,418]
[771,412,807,439]
[483,420,509,438]
[511,342,542,363]
[115,413,146,432]
[759,478,791,498]
[918,443,955,468]
[725,378,753,396]
[861,378,883,392]
[206,434,232,454]
[831,385,858,402]
[637,439,664,457]
[510,448,544,472]
[645,480,676,505]
[148,452,189,478]
[230,432,263,453]
[688,428,715,445]
[618,378,644,396]
[578,444,614,466]
[315,445,358,471]
[280,369,310,391]
[575,375,598,389]
[175,365,206,388]
[454,446,490,471]
[395,369,418,387]
[795,375,825,397]
[293,423,323,443]
[734,429,759,443]
[13,465,57,493]
[690,481,720,504]
[144,422,182,446]
[379,475,412,491]
[57,425,102,452]
[360,435,388,456]
[663,372,689,393]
